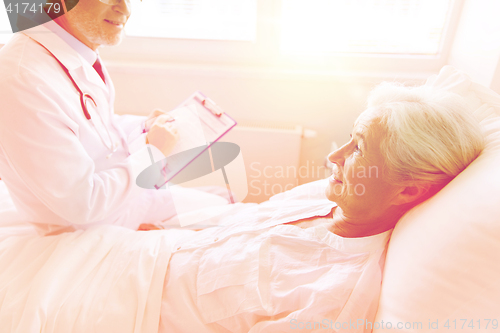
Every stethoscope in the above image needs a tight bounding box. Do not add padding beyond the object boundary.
[35,41,119,158]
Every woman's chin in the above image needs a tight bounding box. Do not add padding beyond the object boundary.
[325,183,343,202]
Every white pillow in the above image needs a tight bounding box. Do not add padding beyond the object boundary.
[374,66,500,332]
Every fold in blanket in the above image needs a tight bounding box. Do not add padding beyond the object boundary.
[0,225,177,333]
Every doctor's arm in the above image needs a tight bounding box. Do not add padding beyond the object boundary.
[0,70,171,227]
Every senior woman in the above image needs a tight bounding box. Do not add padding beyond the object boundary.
[157,82,484,333]
[318,82,484,238]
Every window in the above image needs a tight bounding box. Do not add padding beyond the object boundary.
[1,0,463,74]
[106,0,462,72]
[280,0,453,56]
[126,0,257,41]
[0,4,13,44]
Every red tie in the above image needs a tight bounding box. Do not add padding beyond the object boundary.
[93,58,106,83]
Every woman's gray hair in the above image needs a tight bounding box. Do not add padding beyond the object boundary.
[367,82,484,186]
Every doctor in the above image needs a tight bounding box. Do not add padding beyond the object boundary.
[0,0,179,235]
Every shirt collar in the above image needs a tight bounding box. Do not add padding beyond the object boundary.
[21,11,98,69]
[309,226,393,254]
[43,19,98,65]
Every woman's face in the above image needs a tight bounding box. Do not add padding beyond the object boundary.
[325,109,402,220]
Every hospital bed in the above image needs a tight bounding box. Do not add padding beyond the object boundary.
[0,66,499,332]
[283,66,500,332]
[239,65,500,332]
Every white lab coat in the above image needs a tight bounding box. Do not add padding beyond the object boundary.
[0,24,173,235]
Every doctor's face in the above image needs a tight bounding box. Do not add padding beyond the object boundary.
[63,0,131,50]
[325,109,402,220]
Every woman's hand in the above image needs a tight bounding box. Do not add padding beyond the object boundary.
[146,114,179,157]
[138,223,165,231]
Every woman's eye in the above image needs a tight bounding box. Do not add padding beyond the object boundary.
[349,135,362,154]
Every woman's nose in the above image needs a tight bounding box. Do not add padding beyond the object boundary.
[328,144,348,166]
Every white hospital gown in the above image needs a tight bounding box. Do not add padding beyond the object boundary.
[159,196,392,333]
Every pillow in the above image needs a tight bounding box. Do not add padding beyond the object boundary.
[374,66,500,332]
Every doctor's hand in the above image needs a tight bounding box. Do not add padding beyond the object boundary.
[145,109,169,132]
[146,115,179,157]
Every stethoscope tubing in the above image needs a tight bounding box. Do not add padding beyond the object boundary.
[34,40,118,156]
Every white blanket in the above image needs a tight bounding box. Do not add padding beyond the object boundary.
[0,225,179,333]
[0,180,236,333]
[0,180,233,333]
[0,179,387,332]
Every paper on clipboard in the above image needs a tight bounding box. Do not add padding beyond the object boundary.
[166,104,206,155]
[136,91,237,190]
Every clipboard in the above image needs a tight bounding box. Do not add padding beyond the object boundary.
[137,91,237,189]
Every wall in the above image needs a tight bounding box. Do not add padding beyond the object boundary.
[107,62,427,194]
[448,0,500,92]
[99,0,481,201]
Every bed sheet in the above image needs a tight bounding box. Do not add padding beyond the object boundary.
[0,181,35,235]
[0,180,254,333]
[0,180,17,218]
[0,179,337,332]
[0,224,188,333]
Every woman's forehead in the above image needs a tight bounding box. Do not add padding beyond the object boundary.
[353,109,387,156]
[354,108,383,131]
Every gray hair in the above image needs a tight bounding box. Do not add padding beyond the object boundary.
[367,82,484,186]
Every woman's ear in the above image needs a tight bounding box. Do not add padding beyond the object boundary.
[391,184,432,206]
